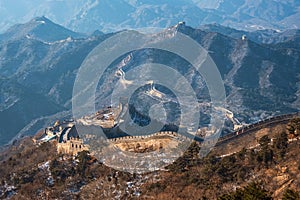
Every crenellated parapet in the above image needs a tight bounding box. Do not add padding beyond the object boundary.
[57,137,89,155]
[108,131,190,143]
[108,112,300,146]
[217,112,300,146]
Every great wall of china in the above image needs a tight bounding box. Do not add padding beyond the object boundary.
[37,105,300,156]
[216,112,300,146]
[108,131,183,142]
[106,112,300,148]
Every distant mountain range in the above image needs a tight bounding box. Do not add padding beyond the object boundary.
[0,0,299,33]
[0,17,299,146]
[0,16,85,42]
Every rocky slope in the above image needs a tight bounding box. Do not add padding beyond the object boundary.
[0,18,113,145]
[0,117,299,199]
[0,16,85,43]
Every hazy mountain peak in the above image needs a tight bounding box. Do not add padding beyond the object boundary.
[0,0,299,33]
[192,0,222,9]
[0,16,85,43]
[32,15,51,23]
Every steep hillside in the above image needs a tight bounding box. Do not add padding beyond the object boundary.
[0,18,299,146]
[0,117,299,199]
[0,18,114,145]
[0,79,64,145]
[0,16,85,42]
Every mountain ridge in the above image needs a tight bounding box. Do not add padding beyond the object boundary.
[0,17,299,146]
[0,0,299,33]
[0,16,85,43]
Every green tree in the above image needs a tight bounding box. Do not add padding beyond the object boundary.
[282,189,299,200]
[76,150,91,177]
[287,118,300,137]
[257,135,274,167]
[219,182,272,200]
[274,132,288,159]
[50,157,70,183]
[259,135,270,149]
[167,142,201,172]
[263,148,274,167]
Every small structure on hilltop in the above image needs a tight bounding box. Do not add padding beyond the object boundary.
[77,106,117,129]
[37,120,89,155]
[242,35,247,41]
[174,21,186,29]
[57,137,89,155]
[146,80,165,99]
[178,21,186,26]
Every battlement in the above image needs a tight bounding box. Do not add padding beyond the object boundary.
[57,137,89,155]
[39,120,90,155]
[108,131,189,143]
[108,131,186,153]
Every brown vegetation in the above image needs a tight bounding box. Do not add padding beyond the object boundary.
[0,118,300,199]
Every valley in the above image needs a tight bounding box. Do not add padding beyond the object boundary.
[0,2,300,198]
[0,18,299,146]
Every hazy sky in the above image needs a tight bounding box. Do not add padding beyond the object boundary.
[0,0,298,33]
[192,0,221,9]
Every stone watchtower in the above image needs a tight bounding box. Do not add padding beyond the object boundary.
[57,137,89,155]
[55,123,89,155]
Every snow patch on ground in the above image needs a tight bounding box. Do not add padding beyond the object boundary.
[38,161,54,186]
